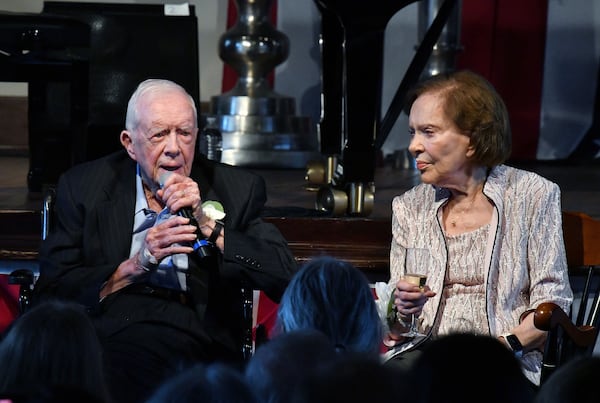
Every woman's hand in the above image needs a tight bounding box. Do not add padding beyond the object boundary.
[393,278,436,317]
[383,279,436,346]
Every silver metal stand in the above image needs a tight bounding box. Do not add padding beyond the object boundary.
[209,0,319,168]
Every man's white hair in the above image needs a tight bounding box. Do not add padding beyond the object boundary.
[125,79,197,132]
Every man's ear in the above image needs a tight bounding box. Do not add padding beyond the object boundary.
[120,130,137,160]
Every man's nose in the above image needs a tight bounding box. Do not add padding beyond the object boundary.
[164,130,182,152]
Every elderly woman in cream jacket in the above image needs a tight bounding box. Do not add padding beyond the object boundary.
[383,70,572,386]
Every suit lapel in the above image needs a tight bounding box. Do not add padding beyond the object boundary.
[98,161,137,263]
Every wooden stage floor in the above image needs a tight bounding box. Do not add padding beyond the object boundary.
[1,155,600,220]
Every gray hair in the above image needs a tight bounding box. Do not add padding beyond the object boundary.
[125,79,198,132]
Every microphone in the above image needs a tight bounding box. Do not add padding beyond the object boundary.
[158,172,214,258]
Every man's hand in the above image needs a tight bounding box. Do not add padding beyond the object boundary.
[156,172,203,222]
[99,215,198,299]
[144,215,197,258]
[99,254,145,299]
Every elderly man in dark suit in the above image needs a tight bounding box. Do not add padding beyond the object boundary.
[33,79,297,403]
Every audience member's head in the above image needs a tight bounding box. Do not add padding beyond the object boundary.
[245,329,338,403]
[407,333,536,403]
[274,256,382,355]
[0,384,107,403]
[145,362,256,403]
[0,299,111,402]
[290,352,407,403]
[534,355,600,403]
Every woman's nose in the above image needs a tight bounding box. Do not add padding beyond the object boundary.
[408,135,421,156]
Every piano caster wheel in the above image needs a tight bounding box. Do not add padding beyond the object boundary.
[316,186,348,216]
[315,182,374,217]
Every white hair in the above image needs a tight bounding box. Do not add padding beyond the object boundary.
[124,79,198,132]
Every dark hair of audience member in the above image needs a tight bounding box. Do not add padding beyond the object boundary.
[290,351,408,403]
[406,332,536,403]
[145,362,256,403]
[245,329,339,403]
[534,355,600,403]
[273,256,382,355]
[0,299,112,403]
[0,384,107,403]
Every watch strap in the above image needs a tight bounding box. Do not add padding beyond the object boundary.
[502,333,524,358]
[207,220,224,244]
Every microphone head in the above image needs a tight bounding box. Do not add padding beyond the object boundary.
[158,172,173,189]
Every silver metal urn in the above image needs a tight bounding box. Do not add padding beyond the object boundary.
[208,0,319,168]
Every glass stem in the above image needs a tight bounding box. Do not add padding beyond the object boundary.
[411,314,418,333]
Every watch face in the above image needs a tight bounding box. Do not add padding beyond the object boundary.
[506,334,523,356]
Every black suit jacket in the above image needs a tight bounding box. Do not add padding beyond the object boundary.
[33,150,297,357]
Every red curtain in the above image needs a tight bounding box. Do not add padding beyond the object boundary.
[458,0,549,160]
[0,275,20,333]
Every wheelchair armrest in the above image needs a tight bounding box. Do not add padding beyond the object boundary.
[8,269,35,287]
[8,269,35,313]
[534,302,597,348]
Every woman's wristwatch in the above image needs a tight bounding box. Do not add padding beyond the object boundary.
[501,333,524,358]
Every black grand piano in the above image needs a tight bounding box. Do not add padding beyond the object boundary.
[0,10,90,193]
[0,2,200,193]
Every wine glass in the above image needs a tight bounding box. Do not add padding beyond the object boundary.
[399,247,430,338]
